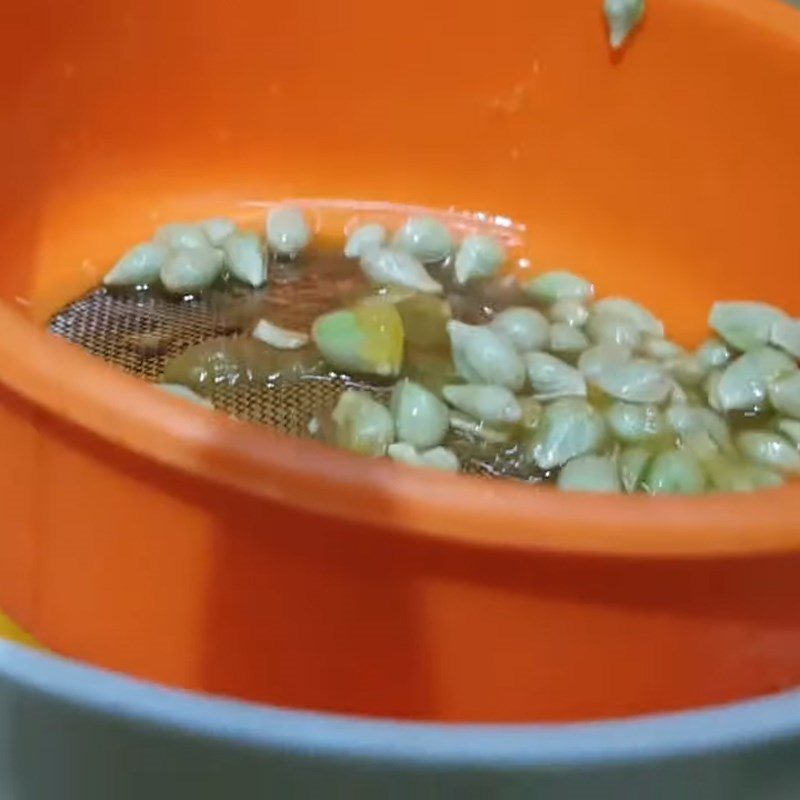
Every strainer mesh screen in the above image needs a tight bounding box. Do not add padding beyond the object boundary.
[48,287,370,440]
[48,269,543,481]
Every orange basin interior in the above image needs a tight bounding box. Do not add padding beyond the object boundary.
[0,0,799,722]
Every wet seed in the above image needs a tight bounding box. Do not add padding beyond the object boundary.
[591,359,671,404]
[593,297,664,338]
[525,352,587,400]
[528,398,607,470]
[387,442,459,472]
[550,299,589,327]
[161,247,224,294]
[393,216,453,264]
[557,455,621,493]
[604,0,645,49]
[448,321,526,391]
[332,390,395,457]
[443,384,522,425]
[104,242,170,287]
[736,430,800,474]
[267,206,312,257]
[549,323,590,357]
[454,234,506,284]
[344,223,388,259]
[523,271,594,305]
[645,449,707,495]
[392,379,450,448]
[709,301,787,352]
[360,248,443,295]
[491,307,550,352]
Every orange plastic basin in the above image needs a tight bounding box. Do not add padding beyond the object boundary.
[0,0,799,723]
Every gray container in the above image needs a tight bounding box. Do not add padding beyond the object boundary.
[0,642,798,799]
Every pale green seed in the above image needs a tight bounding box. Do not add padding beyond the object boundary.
[525,352,587,400]
[706,458,784,491]
[557,456,621,493]
[550,299,589,327]
[666,405,733,454]
[704,456,762,493]
[391,380,451,448]
[267,206,312,256]
[420,447,460,472]
[344,223,388,259]
[747,465,786,489]
[594,297,664,338]
[736,430,800,474]
[769,372,800,418]
[361,248,443,295]
[448,321,526,391]
[686,430,725,462]
[704,369,724,411]
[606,402,666,444]
[716,347,797,412]
[442,385,522,425]
[252,319,309,350]
[528,398,607,470]
[695,338,733,371]
[387,442,418,465]
[620,446,651,493]
[201,217,237,246]
[641,337,684,361]
[578,343,632,381]
[523,271,594,305]
[392,216,453,263]
[777,418,800,447]
[490,307,550,352]
[313,310,368,375]
[222,232,266,287]
[709,301,788,352]
[668,355,708,388]
[157,383,214,409]
[387,443,459,472]
[161,247,224,294]
[604,0,645,49]
[771,318,800,359]
[550,323,590,356]
[591,359,671,404]
[155,223,210,250]
[104,242,170,287]
[454,234,506,284]
[311,304,403,378]
[586,313,641,349]
[645,449,707,495]
[332,390,395,457]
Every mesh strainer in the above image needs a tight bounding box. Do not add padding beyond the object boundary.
[48,273,541,480]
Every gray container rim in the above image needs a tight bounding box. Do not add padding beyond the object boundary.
[2,641,799,768]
